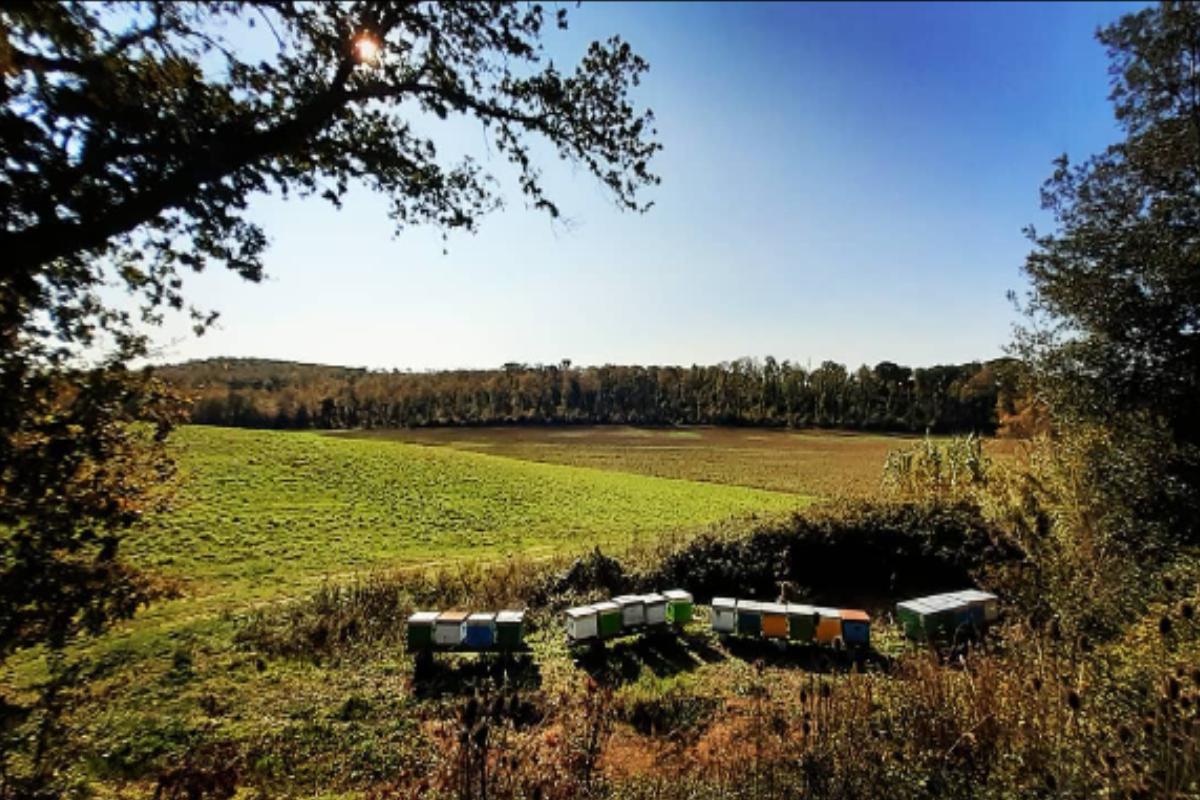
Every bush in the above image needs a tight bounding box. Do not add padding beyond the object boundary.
[642,500,1019,607]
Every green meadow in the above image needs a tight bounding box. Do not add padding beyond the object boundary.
[124,426,813,601]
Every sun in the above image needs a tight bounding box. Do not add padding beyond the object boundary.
[353,33,381,64]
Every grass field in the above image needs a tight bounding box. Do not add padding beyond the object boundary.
[341,425,1020,498]
[125,426,813,601]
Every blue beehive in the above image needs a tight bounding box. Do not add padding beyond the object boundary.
[463,612,496,648]
[839,609,871,646]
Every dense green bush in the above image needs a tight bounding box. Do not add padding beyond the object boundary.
[643,500,1019,607]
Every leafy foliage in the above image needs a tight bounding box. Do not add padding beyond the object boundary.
[0,369,185,661]
[645,500,1015,606]
[1017,1,1200,542]
[881,434,990,501]
[1,2,660,361]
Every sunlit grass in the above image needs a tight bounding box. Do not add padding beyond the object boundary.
[124,426,812,599]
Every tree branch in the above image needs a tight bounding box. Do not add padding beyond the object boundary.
[2,57,359,275]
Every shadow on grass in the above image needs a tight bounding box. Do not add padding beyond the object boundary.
[722,637,890,673]
[571,630,891,686]
[572,631,728,686]
[411,651,542,699]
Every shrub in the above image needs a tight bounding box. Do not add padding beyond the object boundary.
[641,500,1018,606]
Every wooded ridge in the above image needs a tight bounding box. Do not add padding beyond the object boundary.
[159,356,1020,433]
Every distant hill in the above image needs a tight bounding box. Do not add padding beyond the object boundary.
[155,355,1022,434]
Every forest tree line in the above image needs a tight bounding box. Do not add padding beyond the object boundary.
[158,356,1023,434]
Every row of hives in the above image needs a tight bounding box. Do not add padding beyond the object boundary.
[404,587,999,653]
[406,609,526,651]
[564,589,695,641]
[709,600,872,647]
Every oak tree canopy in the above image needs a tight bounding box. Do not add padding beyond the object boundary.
[0,1,660,664]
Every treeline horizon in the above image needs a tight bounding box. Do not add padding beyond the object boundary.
[159,356,1024,434]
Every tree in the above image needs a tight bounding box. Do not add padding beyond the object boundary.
[1019,2,1200,447]
[1017,1,1200,546]
[0,3,660,782]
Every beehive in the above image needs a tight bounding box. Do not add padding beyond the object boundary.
[565,605,598,641]
[495,610,525,649]
[434,610,469,647]
[761,602,789,638]
[663,589,694,624]
[936,594,975,633]
[839,609,871,646]
[463,612,496,648]
[955,589,1000,623]
[919,595,963,638]
[642,593,668,626]
[711,597,737,633]
[813,607,842,644]
[594,600,622,638]
[406,611,439,650]
[736,600,764,637]
[895,598,935,639]
[614,595,646,628]
[945,591,986,627]
[899,593,970,639]
[785,603,816,642]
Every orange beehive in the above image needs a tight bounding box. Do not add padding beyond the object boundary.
[761,603,789,638]
[814,607,842,644]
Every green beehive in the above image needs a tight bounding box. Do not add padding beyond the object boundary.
[407,610,439,650]
[896,594,968,640]
[495,609,525,649]
[594,600,622,638]
[663,589,693,624]
[895,599,933,639]
[736,600,763,637]
[785,603,816,642]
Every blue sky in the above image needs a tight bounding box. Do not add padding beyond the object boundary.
[149,1,1146,371]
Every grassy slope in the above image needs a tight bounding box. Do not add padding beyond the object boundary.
[124,426,811,599]
[4,426,809,686]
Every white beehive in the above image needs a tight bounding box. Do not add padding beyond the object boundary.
[711,597,737,633]
[565,605,599,641]
[434,610,469,646]
[642,593,668,626]
[613,595,646,627]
